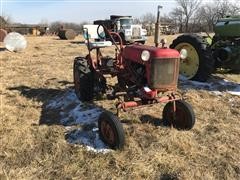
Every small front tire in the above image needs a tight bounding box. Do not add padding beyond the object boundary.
[98,112,125,149]
[162,100,195,130]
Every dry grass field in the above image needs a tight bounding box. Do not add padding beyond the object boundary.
[0,35,240,179]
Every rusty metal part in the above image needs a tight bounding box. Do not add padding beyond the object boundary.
[0,29,7,42]
[117,101,141,109]
[154,5,163,47]
[116,92,182,112]
[100,119,116,145]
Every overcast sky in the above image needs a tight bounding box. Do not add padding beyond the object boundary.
[1,0,178,24]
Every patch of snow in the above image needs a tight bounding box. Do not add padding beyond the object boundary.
[61,105,102,126]
[228,86,240,96]
[179,77,240,96]
[211,91,223,96]
[66,128,110,154]
[178,75,188,81]
[46,90,76,109]
[45,89,110,153]
[46,90,103,125]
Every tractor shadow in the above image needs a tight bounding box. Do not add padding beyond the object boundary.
[7,83,110,152]
[140,114,165,127]
[179,75,240,95]
[70,41,85,45]
[159,173,179,180]
[8,81,172,152]
[8,85,69,125]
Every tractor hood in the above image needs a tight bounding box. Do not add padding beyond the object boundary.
[123,44,180,63]
[215,16,240,37]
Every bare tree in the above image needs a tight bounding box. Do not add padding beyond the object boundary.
[0,14,13,25]
[170,7,184,33]
[39,18,49,26]
[194,4,219,32]
[194,0,240,32]
[214,0,240,18]
[133,18,141,24]
[175,0,201,32]
[49,21,89,34]
[140,12,156,24]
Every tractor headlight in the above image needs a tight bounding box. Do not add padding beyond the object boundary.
[141,50,150,61]
[180,49,188,59]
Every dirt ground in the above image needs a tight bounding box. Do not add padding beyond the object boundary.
[0,35,240,179]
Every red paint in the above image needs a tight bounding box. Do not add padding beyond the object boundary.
[122,101,139,109]
[122,45,180,88]
[156,96,172,103]
[123,44,180,63]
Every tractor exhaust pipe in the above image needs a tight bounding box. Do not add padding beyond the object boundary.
[154,5,163,47]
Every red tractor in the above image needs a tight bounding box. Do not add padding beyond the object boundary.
[73,8,195,149]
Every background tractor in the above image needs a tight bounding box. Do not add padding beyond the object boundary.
[170,16,240,82]
[73,6,195,149]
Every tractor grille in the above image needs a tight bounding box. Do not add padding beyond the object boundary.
[132,27,141,38]
[150,58,179,90]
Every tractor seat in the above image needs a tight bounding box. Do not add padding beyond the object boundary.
[83,25,112,49]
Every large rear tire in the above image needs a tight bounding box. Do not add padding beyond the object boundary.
[170,34,214,82]
[73,57,94,102]
[162,100,195,130]
[98,112,125,149]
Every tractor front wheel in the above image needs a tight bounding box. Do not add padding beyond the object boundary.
[162,100,195,130]
[73,57,94,102]
[170,34,214,82]
[98,112,125,149]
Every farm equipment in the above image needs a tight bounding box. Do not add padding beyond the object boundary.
[73,6,195,149]
[170,16,240,82]
[94,15,147,44]
[58,29,77,40]
[1,15,48,38]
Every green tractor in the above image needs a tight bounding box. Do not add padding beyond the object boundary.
[170,16,240,82]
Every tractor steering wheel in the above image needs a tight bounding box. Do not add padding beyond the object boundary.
[97,24,122,52]
[97,25,106,40]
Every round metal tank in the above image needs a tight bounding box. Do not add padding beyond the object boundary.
[4,32,27,52]
[58,29,76,40]
[214,17,240,37]
[0,29,7,42]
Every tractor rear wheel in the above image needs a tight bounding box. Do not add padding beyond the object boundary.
[98,112,125,149]
[162,100,195,130]
[170,34,214,82]
[73,57,94,102]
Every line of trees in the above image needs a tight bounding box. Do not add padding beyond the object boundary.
[3,0,240,34]
[48,21,88,34]
[171,0,240,32]
[38,19,89,34]
[135,0,240,33]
